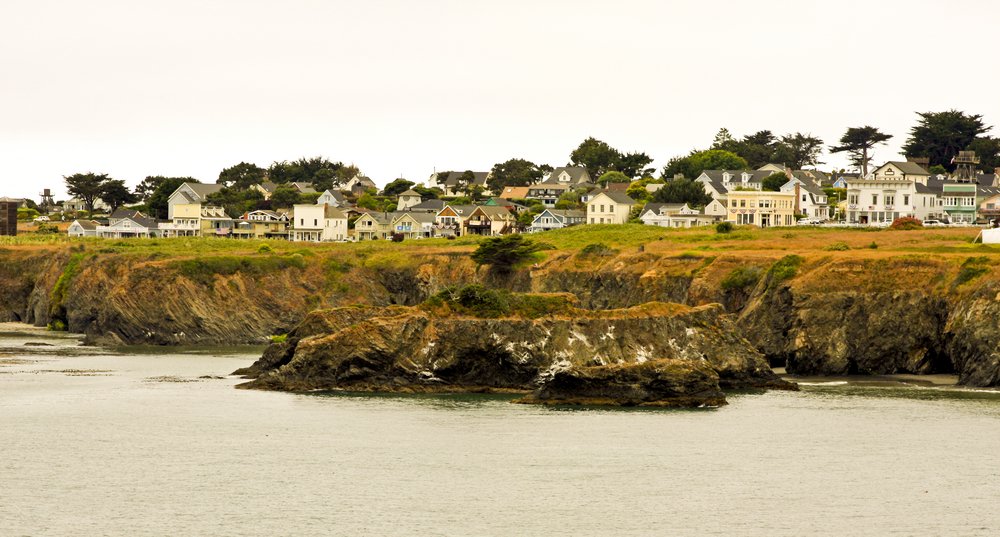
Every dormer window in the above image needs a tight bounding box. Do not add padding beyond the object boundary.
[722,172,732,183]
[885,169,894,176]
[741,172,751,182]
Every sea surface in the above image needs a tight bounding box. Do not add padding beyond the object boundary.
[2,323,1000,537]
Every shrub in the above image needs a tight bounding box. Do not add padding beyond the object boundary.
[391,233,404,242]
[257,243,274,254]
[269,334,288,343]
[716,222,734,234]
[766,255,804,288]
[471,235,545,273]
[890,217,923,230]
[578,243,618,257]
[173,255,307,286]
[824,241,850,251]
[720,266,763,292]
[867,241,879,249]
[955,257,990,286]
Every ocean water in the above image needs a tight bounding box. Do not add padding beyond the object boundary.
[2,323,999,537]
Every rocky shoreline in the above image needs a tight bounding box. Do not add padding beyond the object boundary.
[233,299,795,407]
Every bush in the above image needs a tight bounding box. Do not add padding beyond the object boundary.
[867,241,879,249]
[578,243,618,257]
[173,255,307,286]
[716,222,734,234]
[955,257,990,286]
[391,233,405,242]
[824,241,850,251]
[471,234,545,273]
[889,217,923,230]
[257,243,274,254]
[766,255,804,288]
[720,266,762,292]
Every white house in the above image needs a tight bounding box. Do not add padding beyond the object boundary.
[845,161,930,224]
[396,189,423,211]
[67,219,101,237]
[781,177,829,219]
[528,209,585,232]
[316,189,346,207]
[167,182,224,219]
[639,203,721,228]
[586,191,635,224]
[96,216,163,238]
[290,204,348,242]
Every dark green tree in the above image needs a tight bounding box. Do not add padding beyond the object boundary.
[270,186,303,208]
[902,110,991,171]
[382,178,416,197]
[471,234,545,274]
[206,187,265,216]
[711,128,738,152]
[217,162,267,190]
[662,149,748,179]
[488,158,544,192]
[968,136,1000,172]
[651,177,712,207]
[455,170,477,194]
[616,151,655,178]
[64,172,110,214]
[761,172,788,192]
[413,185,440,199]
[146,177,196,219]
[829,126,893,177]
[100,179,138,212]
[775,133,824,169]
[733,130,779,168]
[268,157,348,190]
[597,171,631,187]
[569,137,622,178]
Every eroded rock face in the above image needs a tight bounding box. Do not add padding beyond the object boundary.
[236,301,793,405]
[946,283,1000,386]
[515,359,727,408]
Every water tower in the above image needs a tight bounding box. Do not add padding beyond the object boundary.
[953,151,979,183]
[39,188,56,212]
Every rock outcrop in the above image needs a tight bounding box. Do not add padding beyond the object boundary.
[236,300,793,406]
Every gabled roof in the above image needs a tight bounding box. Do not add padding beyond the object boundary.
[640,203,685,217]
[324,206,347,219]
[70,219,101,230]
[501,186,531,199]
[443,204,477,216]
[470,205,515,219]
[183,182,224,198]
[408,199,447,212]
[357,211,394,225]
[543,166,591,184]
[398,189,421,197]
[547,209,586,219]
[257,181,279,193]
[880,161,930,176]
[590,190,635,205]
[110,208,146,220]
[697,170,770,194]
[394,211,436,224]
[291,182,317,193]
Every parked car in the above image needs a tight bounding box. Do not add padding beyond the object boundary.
[922,219,945,227]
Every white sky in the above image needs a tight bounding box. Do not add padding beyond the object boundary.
[2,0,998,200]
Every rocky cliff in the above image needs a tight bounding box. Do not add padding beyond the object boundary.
[235,298,791,406]
[5,240,1000,387]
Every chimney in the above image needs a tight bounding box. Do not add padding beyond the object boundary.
[794,183,801,214]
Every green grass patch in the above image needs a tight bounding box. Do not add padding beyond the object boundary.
[824,241,850,251]
[425,285,575,319]
[577,243,618,257]
[955,256,990,286]
[720,266,763,292]
[766,255,804,288]
[48,253,86,326]
[172,254,307,286]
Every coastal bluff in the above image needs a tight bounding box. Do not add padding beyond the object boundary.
[234,298,792,406]
[4,226,1000,387]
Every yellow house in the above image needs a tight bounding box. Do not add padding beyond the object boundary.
[725,190,797,227]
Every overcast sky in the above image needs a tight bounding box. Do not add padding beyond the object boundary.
[2,0,998,200]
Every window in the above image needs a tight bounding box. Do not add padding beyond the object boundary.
[885,195,894,206]
[871,194,878,205]
[313,219,318,226]
[600,205,605,213]
[903,195,910,206]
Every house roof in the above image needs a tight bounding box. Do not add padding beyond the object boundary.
[472,205,515,219]
[605,182,630,192]
[697,170,772,194]
[398,189,421,197]
[543,166,591,184]
[592,190,636,205]
[501,186,531,199]
[640,203,685,217]
[358,211,394,224]
[71,219,101,230]
[110,208,146,220]
[396,211,436,224]
[183,182,224,198]
[443,204,477,216]
[408,199,447,212]
[324,206,347,219]
[257,181,279,193]
[548,209,585,218]
[882,161,930,175]
[291,182,317,193]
